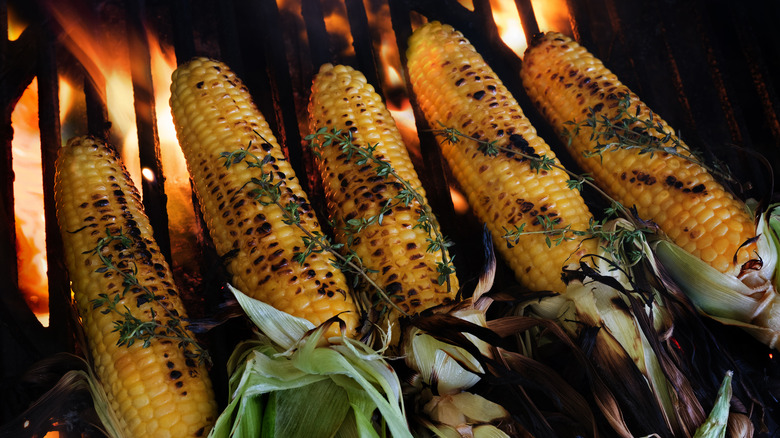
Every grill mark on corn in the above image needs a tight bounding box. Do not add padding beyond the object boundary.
[309,63,457,323]
[55,136,217,436]
[521,31,757,274]
[408,22,599,293]
[171,58,358,337]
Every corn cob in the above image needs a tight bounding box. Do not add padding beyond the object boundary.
[521,31,756,275]
[169,57,358,337]
[307,63,458,320]
[54,135,217,438]
[406,22,598,294]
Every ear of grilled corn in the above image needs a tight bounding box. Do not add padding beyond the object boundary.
[169,57,358,337]
[406,21,598,294]
[54,135,217,438]
[521,31,756,276]
[307,63,457,322]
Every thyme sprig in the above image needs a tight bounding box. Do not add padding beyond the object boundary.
[432,126,651,267]
[305,127,457,292]
[219,139,408,317]
[562,92,734,184]
[85,227,210,364]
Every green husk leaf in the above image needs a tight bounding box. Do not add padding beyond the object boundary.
[652,211,780,349]
[210,285,411,438]
[236,393,264,437]
[693,371,733,438]
[273,379,350,437]
[768,204,780,288]
[229,284,313,350]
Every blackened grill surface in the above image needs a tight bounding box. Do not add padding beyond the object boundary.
[1,0,780,434]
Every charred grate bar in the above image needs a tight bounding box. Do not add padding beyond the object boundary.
[1,0,779,431]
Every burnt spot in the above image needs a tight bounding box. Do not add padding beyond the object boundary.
[258,222,272,234]
[517,200,534,213]
[455,78,465,86]
[271,259,288,271]
[170,370,183,380]
[196,81,204,89]
[261,142,273,152]
[386,282,403,295]
[508,134,539,159]
[473,90,485,100]
[305,269,316,279]
[691,184,706,193]
[406,242,417,250]
[166,361,175,369]
[93,199,110,208]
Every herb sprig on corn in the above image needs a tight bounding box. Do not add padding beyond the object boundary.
[55,135,218,438]
[169,57,359,337]
[307,63,458,330]
[521,31,757,276]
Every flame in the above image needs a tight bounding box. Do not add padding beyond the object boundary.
[12,76,76,325]
[7,3,28,41]
[490,0,526,56]
[531,0,571,35]
[12,2,203,319]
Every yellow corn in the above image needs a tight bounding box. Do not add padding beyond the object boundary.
[521,32,756,275]
[406,22,598,294]
[307,63,457,321]
[54,135,217,438]
[169,57,358,337]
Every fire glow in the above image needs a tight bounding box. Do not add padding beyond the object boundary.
[11,0,570,326]
[11,1,199,321]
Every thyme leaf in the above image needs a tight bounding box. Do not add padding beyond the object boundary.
[84,227,210,364]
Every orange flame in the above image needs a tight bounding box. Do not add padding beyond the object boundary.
[490,0,526,56]
[11,2,202,321]
[49,3,204,293]
[12,77,76,325]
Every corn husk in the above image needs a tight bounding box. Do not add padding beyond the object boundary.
[652,205,780,349]
[693,371,733,438]
[210,284,410,438]
[0,353,127,438]
[524,218,719,437]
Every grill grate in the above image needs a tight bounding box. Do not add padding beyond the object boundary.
[2,0,779,431]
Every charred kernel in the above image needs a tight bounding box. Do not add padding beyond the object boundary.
[386,282,403,294]
[473,90,485,100]
[170,370,183,380]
